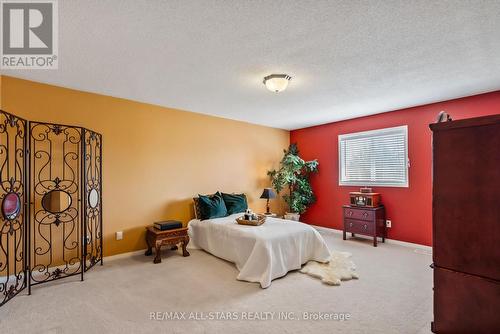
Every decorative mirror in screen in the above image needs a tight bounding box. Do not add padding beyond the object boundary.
[2,192,21,220]
[41,190,73,214]
[88,188,99,208]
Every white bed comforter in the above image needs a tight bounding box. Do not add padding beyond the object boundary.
[188,213,331,288]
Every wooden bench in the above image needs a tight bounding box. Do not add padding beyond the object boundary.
[145,226,190,263]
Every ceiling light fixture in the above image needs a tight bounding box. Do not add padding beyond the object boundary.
[263,74,291,93]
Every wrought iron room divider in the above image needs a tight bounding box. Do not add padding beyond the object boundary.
[0,110,103,307]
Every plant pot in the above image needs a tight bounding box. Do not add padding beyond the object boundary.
[284,212,300,221]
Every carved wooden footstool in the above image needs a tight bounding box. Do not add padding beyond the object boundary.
[145,226,190,263]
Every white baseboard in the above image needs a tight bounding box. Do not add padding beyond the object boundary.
[104,249,147,262]
[312,225,432,254]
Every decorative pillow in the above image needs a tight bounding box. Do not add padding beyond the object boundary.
[221,193,248,215]
[193,194,217,219]
[197,192,228,220]
[192,197,202,219]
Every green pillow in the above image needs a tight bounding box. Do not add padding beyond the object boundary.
[221,193,248,215]
[198,192,228,220]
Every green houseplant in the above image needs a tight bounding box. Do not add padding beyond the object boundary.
[267,143,319,221]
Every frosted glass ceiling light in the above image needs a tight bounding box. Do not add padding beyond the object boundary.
[263,74,291,93]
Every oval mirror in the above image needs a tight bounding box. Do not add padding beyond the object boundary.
[42,190,72,214]
[2,192,21,220]
[88,188,99,208]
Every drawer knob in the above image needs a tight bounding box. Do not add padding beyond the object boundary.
[349,223,353,227]
[363,212,368,217]
[363,224,367,230]
[348,211,353,216]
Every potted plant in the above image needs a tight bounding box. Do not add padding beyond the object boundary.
[267,143,319,221]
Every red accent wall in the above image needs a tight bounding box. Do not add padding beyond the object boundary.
[290,91,500,246]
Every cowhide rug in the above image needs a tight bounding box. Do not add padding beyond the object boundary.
[300,251,358,285]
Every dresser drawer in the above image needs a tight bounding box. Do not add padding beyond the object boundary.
[344,219,374,235]
[343,207,375,221]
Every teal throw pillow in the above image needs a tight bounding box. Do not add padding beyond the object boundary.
[221,193,248,215]
[198,192,228,220]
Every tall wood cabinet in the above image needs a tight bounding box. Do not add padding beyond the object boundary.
[429,114,500,333]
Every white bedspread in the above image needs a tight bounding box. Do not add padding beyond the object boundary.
[188,214,331,288]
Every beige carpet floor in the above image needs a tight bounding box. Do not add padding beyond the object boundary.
[0,230,433,334]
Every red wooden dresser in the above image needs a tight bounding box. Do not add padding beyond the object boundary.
[342,205,386,247]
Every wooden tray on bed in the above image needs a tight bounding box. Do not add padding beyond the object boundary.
[236,215,266,226]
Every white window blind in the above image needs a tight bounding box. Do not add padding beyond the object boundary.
[338,125,409,187]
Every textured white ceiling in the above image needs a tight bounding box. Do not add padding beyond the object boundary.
[3,0,500,130]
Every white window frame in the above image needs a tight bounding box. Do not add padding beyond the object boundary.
[338,125,409,187]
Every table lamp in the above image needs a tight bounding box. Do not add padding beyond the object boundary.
[260,188,276,215]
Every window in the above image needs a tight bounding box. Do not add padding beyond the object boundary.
[338,125,409,187]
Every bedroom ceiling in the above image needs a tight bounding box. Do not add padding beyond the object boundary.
[3,0,500,130]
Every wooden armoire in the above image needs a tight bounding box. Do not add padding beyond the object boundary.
[430,114,500,333]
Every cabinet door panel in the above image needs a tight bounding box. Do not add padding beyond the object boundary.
[432,122,500,280]
[433,267,500,333]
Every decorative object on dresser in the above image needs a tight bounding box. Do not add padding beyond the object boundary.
[154,220,182,231]
[342,205,386,247]
[260,188,276,215]
[435,110,452,123]
[145,226,190,264]
[349,191,381,207]
[429,114,500,333]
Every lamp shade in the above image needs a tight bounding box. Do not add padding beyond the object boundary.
[260,188,276,199]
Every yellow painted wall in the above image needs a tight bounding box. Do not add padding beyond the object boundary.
[0,75,289,257]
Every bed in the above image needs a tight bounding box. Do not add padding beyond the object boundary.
[188,213,331,288]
